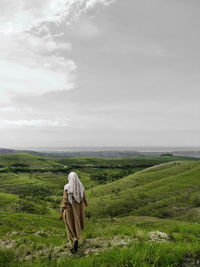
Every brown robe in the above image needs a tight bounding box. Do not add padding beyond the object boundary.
[61,189,88,245]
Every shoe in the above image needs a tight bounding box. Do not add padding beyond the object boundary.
[74,240,78,252]
[70,247,76,254]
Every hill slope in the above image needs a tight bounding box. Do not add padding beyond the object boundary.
[87,161,200,221]
[0,153,61,168]
[0,158,200,266]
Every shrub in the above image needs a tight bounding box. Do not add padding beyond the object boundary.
[191,193,200,207]
[10,163,29,167]
[13,199,47,214]
[9,185,53,199]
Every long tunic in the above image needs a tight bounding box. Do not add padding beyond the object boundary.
[61,189,88,243]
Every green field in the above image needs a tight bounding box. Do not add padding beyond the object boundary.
[0,153,200,266]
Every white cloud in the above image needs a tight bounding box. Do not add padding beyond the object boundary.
[0,106,34,112]
[0,58,75,101]
[0,0,115,103]
[0,32,75,101]
[21,34,72,54]
[0,106,17,112]
[85,0,115,9]
[0,0,115,34]
[0,119,69,127]
[0,32,72,66]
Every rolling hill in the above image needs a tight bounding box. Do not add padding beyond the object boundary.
[0,153,61,168]
[0,155,200,266]
[87,161,200,221]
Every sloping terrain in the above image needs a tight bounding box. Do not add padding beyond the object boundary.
[0,155,158,214]
[0,153,61,168]
[55,155,188,167]
[87,161,200,221]
[0,212,200,267]
[0,156,200,267]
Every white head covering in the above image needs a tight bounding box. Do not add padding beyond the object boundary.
[64,171,85,204]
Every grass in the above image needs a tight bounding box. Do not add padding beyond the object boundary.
[86,161,200,221]
[53,242,200,267]
[0,214,200,267]
[0,153,61,168]
[0,154,200,266]
[55,155,190,167]
[0,193,19,211]
[2,242,198,267]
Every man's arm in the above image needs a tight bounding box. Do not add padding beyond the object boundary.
[59,190,68,220]
[83,191,88,207]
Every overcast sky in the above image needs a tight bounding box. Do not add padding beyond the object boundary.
[0,0,199,149]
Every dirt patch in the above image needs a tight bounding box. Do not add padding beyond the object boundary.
[147,231,170,243]
[0,239,16,249]
[180,257,200,267]
[83,236,135,255]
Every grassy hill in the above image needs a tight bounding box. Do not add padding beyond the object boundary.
[0,212,200,267]
[0,153,61,168]
[55,155,190,167]
[0,155,200,266]
[87,161,200,221]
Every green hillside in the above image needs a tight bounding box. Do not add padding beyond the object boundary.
[0,156,200,266]
[55,155,189,167]
[0,153,61,168]
[0,153,186,169]
[87,161,200,221]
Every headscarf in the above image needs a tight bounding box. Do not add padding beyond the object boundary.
[64,171,85,204]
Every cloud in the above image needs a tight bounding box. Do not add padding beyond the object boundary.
[0,106,17,112]
[0,119,69,128]
[0,0,116,140]
[85,0,115,9]
[0,31,75,102]
[0,0,115,34]
[0,58,75,101]
[0,0,115,103]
